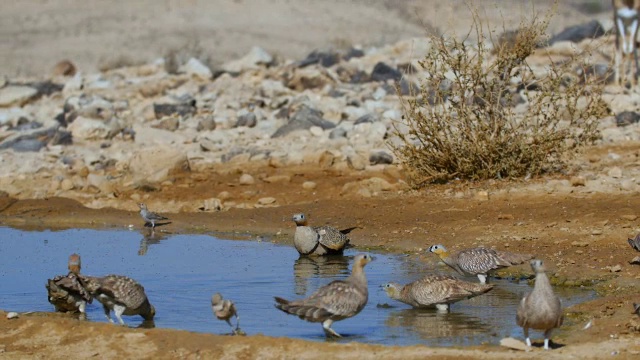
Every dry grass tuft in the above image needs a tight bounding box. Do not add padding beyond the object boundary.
[390,7,609,187]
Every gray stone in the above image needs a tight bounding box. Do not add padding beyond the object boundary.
[236,112,257,128]
[128,147,188,183]
[548,20,605,45]
[369,150,393,165]
[178,58,212,80]
[271,104,336,138]
[197,115,217,131]
[329,127,347,139]
[239,173,255,185]
[0,86,38,107]
[222,46,273,73]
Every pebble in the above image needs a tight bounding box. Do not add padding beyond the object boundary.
[621,215,638,221]
[302,181,317,190]
[257,197,276,205]
[610,264,622,272]
[608,167,623,178]
[239,174,255,185]
[60,178,75,191]
[6,312,19,319]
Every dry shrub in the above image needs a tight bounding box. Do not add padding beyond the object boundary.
[390,8,609,187]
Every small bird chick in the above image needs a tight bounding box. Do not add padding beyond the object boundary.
[211,292,240,334]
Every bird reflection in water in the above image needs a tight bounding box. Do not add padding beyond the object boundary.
[293,255,350,295]
[138,228,169,256]
[384,308,490,346]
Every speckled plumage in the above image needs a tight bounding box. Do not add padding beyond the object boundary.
[629,233,640,251]
[274,253,372,337]
[46,253,92,314]
[382,274,494,311]
[80,274,155,325]
[211,292,240,333]
[138,203,168,228]
[516,260,563,350]
[429,244,533,283]
[292,213,355,256]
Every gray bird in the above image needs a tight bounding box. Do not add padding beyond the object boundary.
[292,213,356,256]
[79,274,155,325]
[633,303,640,316]
[211,292,240,334]
[428,244,533,283]
[274,253,372,337]
[516,260,564,350]
[46,253,92,315]
[382,274,494,311]
[138,203,169,229]
[628,233,640,251]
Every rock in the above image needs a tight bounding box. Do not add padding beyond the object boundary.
[630,256,640,265]
[271,104,336,138]
[571,240,589,247]
[499,337,529,351]
[236,112,257,128]
[309,126,324,136]
[347,153,367,170]
[202,198,222,211]
[474,190,489,201]
[570,176,586,186]
[329,127,347,139]
[263,175,291,183]
[63,94,115,122]
[341,177,394,196]
[128,147,189,184]
[370,62,402,82]
[608,167,623,178]
[285,68,333,91]
[621,179,637,191]
[178,57,212,80]
[67,116,114,140]
[152,117,180,131]
[548,20,605,45]
[222,46,273,73]
[52,60,77,77]
[153,102,196,119]
[6,312,19,320]
[60,178,75,191]
[610,264,622,272]
[615,111,640,127]
[0,86,38,107]
[369,150,393,165]
[621,215,638,221]
[318,151,335,168]
[239,173,255,185]
[296,49,341,68]
[196,115,217,131]
[354,113,379,124]
[0,125,71,152]
[302,181,317,190]
[257,197,276,205]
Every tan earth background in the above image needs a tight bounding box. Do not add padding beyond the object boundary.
[1,0,640,359]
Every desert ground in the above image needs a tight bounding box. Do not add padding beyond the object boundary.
[1,0,639,359]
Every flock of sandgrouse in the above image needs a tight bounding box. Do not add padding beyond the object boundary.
[45,203,639,350]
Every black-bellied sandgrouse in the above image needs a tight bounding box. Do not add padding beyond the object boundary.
[382,274,493,311]
[429,245,532,283]
[80,274,155,325]
[46,253,92,315]
[292,213,356,256]
[211,292,240,334]
[516,260,564,350]
[275,253,372,337]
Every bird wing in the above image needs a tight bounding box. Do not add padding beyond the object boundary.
[515,293,530,327]
[314,226,350,250]
[495,250,533,265]
[294,279,367,317]
[407,274,489,305]
[456,248,504,274]
[50,273,92,302]
[83,275,148,309]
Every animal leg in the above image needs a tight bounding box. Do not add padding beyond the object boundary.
[543,329,553,350]
[113,304,126,326]
[435,303,449,312]
[103,304,114,323]
[523,327,531,347]
[477,274,487,284]
[322,319,341,338]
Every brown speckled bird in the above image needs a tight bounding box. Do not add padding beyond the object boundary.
[211,293,240,334]
[516,260,564,350]
[292,213,356,256]
[46,253,92,315]
[382,274,494,311]
[429,245,533,283]
[79,274,155,325]
[274,253,372,337]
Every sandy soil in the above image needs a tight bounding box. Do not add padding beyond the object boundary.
[1,0,639,358]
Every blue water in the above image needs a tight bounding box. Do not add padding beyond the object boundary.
[0,227,594,346]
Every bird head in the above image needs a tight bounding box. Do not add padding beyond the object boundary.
[530,259,545,273]
[68,253,81,274]
[428,244,449,258]
[381,282,401,299]
[211,293,223,306]
[292,213,308,226]
[138,203,147,210]
[143,304,156,320]
[354,253,373,267]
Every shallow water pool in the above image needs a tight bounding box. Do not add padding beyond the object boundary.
[0,227,593,346]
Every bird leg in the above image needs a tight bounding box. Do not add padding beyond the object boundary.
[225,319,235,334]
[235,313,240,331]
[103,304,114,323]
[523,327,531,347]
[78,301,86,314]
[543,329,553,350]
[477,274,487,284]
[435,303,449,312]
[113,304,127,326]
[322,319,341,338]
